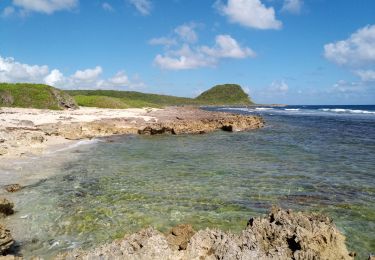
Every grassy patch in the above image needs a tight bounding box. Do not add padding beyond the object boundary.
[0,83,77,110]
[196,84,253,105]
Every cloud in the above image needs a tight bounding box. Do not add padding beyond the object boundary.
[216,0,282,30]
[102,2,114,12]
[44,69,64,86]
[174,23,198,43]
[324,24,375,67]
[72,66,103,82]
[270,80,289,93]
[281,0,302,14]
[201,34,255,58]
[10,0,78,14]
[1,6,15,17]
[128,0,152,15]
[154,35,255,70]
[0,54,144,89]
[149,37,177,46]
[324,24,375,85]
[355,70,375,82]
[154,44,216,70]
[331,80,367,94]
[0,56,49,82]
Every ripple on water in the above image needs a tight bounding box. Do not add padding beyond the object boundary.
[4,111,375,259]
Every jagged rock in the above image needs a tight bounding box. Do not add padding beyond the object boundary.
[60,208,353,260]
[0,225,14,255]
[0,91,14,107]
[50,88,78,110]
[0,146,7,156]
[0,199,14,217]
[4,184,22,193]
[138,115,264,135]
[166,224,196,250]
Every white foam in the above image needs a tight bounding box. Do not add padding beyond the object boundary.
[49,139,99,154]
[319,108,375,114]
[285,109,300,111]
[255,107,274,111]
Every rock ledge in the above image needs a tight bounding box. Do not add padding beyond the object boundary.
[58,207,353,260]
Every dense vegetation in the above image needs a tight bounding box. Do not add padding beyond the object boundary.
[0,83,77,110]
[0,83,253,109]
[196,84,253,105]
[67,90,199,108]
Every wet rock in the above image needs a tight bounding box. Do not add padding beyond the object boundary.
[0,224,14,255]
[60,207,353,260]
[4,184,22,193]
[0,199,14,217]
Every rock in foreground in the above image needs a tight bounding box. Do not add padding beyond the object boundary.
[58,207,353,260]
[0,225,14,255]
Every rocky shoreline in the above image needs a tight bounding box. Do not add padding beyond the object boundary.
[56,207,354,260]
[0,106,365,259]
[0,106,264,158]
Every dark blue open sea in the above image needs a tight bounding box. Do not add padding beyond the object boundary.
[2,105,375,258]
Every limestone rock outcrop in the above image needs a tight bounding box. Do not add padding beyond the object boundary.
[0,199,14,217]
[0,225,13,255]
[58,207,353,260]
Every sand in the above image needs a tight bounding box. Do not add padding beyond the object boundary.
[0,107,158,159]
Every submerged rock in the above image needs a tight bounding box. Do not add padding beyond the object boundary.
[58,207,353,260]
[0,224,14,255]
[0,199,14,217]
[4,185,22,193]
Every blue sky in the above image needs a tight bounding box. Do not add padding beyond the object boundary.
[1,0,374,104]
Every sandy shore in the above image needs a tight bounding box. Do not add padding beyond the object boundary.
[0,107,158,158]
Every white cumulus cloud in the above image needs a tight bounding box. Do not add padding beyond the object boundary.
[216,0,282,30]
[44,69,64,86]
[155,44,216,70]
[324,24,375,66]
[0,56,49,82]
[151,24,256,70]
[11,0,78,14]
[281,0,302,14]
[72,66,103,82]
[201,34,256,58]
[154,35,254,70]
[128,0,152,15]
[0,54,144,90]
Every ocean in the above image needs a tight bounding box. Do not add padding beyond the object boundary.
[2,105,375,258]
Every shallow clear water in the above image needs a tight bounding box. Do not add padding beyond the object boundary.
[3,105,375,258]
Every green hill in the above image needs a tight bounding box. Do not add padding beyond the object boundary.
[196,84,253,105]
[0,83,254,109]
[67,90,199,108]
[0,83,78,110]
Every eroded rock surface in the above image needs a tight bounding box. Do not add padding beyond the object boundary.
[138,107,264,135]
[58,207,353,260]
[4,185,22,193]
[0,199,14,217]
[0,225,13,255]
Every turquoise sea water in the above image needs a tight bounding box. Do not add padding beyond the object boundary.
[2,105,375,258]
